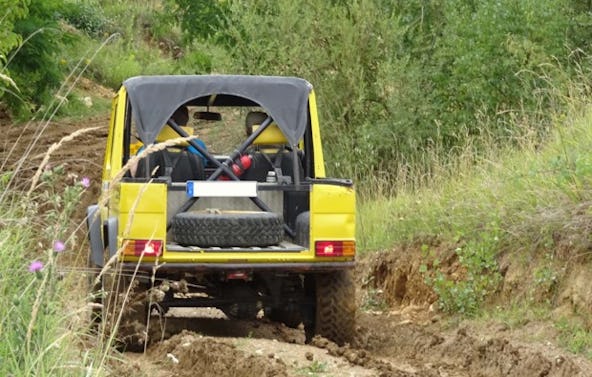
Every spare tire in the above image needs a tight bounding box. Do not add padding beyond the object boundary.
[172,210,283,247]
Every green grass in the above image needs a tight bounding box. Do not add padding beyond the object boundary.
[359,105,592,252]
[53,89,111,119]
[556,318,592,359]
[357,102,592,314]
[297,360,329,376]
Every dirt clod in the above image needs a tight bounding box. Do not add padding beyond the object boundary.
[150,331,288,377]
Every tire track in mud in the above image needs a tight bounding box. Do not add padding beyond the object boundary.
[116,303,592,377]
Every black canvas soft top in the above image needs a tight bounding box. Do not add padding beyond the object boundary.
[123,75,313,146]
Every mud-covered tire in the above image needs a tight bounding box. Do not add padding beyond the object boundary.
[307,270,356,346]
[172,210,283,247]
[88,258,102,326]
[266,275,304,328]
[102,273,149,352]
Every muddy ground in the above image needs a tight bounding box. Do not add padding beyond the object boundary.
[3,106,592,376]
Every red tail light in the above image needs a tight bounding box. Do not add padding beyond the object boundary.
[123,239,163,257]
[226,271,251,280]
[315,241,355,257]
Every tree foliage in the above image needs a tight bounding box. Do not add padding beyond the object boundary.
[0,0,75,117]
[0,0,29,99]
[6,0,72,115]
[4,0,592,183]
[175,0,592,181]
[167,0,230,41]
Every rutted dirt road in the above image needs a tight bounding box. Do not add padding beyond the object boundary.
[3,114,592,376]
[114,291,592,377]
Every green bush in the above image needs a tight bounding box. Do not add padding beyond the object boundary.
[167,0,230,42]
[60,0,111,37]
[421,229,502,316]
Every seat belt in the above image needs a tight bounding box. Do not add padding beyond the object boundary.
[261,147,291,184]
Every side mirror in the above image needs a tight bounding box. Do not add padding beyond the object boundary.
[194,111,222,121]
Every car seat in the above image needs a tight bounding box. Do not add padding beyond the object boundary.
[136,125,205,181]
[242,111,303,183]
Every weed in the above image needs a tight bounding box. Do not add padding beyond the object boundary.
[556,318,592,358]
[361,288,388,312]
[419,228,502,316]
[0,164,90,376]
[297,360,329,376]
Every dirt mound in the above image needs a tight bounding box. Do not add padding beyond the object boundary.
[359,247,441,307]
[148,331,288,377]
[354,249,592,376]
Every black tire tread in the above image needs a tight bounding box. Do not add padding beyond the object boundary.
[172,211,283,247]
[314,270,356,345]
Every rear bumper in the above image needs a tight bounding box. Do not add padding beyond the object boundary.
[120,261,355,274]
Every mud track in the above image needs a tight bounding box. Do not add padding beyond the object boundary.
[115,300,592,377]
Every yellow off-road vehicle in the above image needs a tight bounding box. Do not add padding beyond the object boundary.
[87,75,356,350]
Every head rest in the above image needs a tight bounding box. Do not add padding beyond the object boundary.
[251,124,288,145]
[245,111,287,146]
[156,125,194,146]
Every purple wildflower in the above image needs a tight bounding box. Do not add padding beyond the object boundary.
[53,240,66,252]
[80,177,90,189]
[28,260,44,273]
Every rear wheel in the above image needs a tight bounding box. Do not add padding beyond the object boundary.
[221,303,261,320]
[265,275,304,328]
[220,284,262,320]
[88,256,102,326]
[305,270,356,346]
[101,272,150,352]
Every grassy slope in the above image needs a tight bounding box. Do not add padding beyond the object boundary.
[358,101,592,354]
[360,104,592,252]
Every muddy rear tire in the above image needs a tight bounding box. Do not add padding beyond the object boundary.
[306,270,356,346]
[88,255,103,326]
[102,273,149,352]
[172,210,283,247]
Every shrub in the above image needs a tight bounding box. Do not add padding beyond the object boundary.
[60,0,111,37]
[0,0,29,102]
[422,231,503,316]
